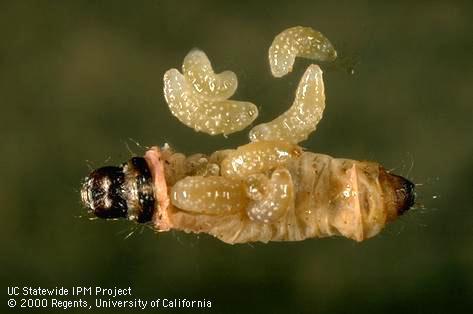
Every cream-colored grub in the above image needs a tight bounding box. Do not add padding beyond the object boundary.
[269,26,337,78]
[249,64,325,144]
[163,50,258,135]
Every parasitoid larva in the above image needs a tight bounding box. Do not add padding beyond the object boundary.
[182,49,237,101]
[163,49,258,135]
[220,140,301,178]
[269,26,337,78]
[170,176,248,215]
[249,64,325,143]
[246,167,294,224]
[81,26,416,244]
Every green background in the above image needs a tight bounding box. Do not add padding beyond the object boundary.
[2,1,472,313]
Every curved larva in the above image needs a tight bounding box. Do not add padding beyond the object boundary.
[269,26,337,78]
[170,176,248,215]
[163,51,258,136]
[249,64,325,144]
[220,141,302,178]
[182,49,237,101]
[246,168,294,224]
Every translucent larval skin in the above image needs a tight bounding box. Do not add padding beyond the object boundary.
[163,50,258,135]
[170,176,248,215]
[160,150,409,244]
[269,26,337,78]
[249,64,325,144]
[182,50,237,101]
[244,173,269,201]
[220,141,302,178]
[246,168,294,224]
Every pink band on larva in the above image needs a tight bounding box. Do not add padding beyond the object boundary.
[144,146,172,231]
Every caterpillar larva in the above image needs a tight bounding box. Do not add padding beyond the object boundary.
[81,144,415,243]
[81,26,416,244]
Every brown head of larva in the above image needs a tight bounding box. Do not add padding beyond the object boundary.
[80,157,155,223]
[379,170,416,221]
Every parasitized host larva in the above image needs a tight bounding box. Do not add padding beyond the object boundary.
[163,49,258,136]
[249,64,325,144]
[81,145,415,243]
[81,25,416,244]
[269,26,337,78]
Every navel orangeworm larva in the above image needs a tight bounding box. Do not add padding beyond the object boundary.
[268,26,337,78]
[249,64,325,143]
[81,145,415,243]
[163,50,258,135]
[81,26,416,244]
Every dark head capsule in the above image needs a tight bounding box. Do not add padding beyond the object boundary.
[391,174,416,215]
[81,157,156,223]
[379,171,416,221]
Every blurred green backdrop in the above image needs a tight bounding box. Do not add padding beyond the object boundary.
[1,1,472,313]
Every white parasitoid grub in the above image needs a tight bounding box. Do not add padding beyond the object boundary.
[246,168,294,224]
[182,49,237,101]
[163,49,258,136]
[220,141,302,178]
[170,176,248,215]
[249,64,325,144]
[269,26,337,78]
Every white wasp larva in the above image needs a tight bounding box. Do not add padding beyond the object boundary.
[163,50,258,135]
[220,141,301,178]
[170,176,248,215]
[81,26,416,244]
[182,49,237,101]
[269,26,337,78]
[249,64,325,143]
[246,168,294,224]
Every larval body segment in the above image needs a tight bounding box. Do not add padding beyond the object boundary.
[269,26,337,78]
[249,64,325,144]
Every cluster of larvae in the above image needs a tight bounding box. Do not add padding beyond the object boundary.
[81,26,415,244]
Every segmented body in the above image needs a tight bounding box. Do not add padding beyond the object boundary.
[268,26,337,78]
[148,144,408,244]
